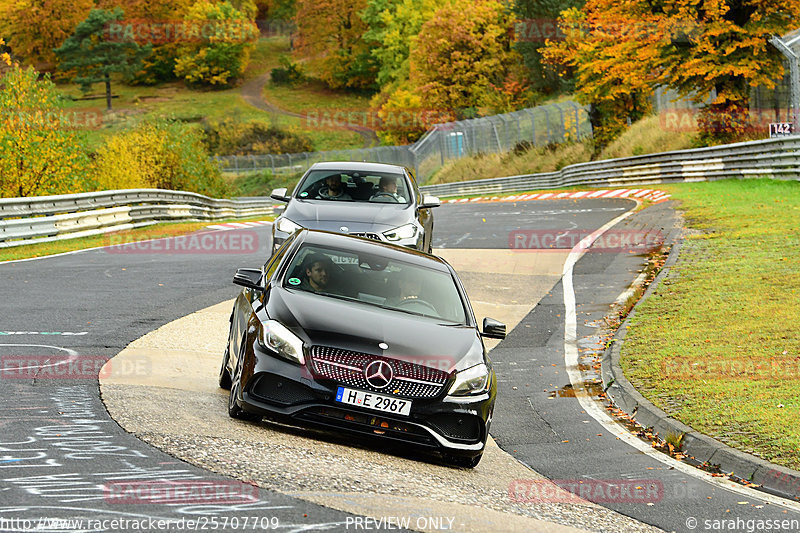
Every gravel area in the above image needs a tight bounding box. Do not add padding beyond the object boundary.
[100,271,664,533]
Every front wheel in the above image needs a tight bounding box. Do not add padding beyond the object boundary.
[228,345,261,421]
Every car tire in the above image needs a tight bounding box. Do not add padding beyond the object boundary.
[447,453,482,469]
[218,346,232,390]
[228,343,261,422]
[219,316,235,390]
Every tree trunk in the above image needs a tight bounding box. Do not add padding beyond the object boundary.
[105,74,112,111]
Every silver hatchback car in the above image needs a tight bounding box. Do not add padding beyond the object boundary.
[270,162,440,254]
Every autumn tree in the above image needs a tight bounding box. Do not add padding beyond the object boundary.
[512,0,584,95]
[542,5,657,147]
[55,9,151,111]
[544,0,800,143]
[0,0,94,68]
[173,1,259,87]
[95,0,196,84]
[408,0,526,117]
[646,0,799,142]
[362,0,454,87]
[293,0,377,89]
[0,48,93,198]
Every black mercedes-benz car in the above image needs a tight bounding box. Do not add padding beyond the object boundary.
[220,229,505,467]
[269,161,439,255]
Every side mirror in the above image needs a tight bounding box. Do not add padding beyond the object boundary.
[270,188,290,202]
[419,194,440,209]
[233,268,264,291]
[481,317,506,339]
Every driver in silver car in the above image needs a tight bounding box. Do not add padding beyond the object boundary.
[317,174,353,200]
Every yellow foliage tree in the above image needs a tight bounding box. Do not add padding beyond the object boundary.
[0,49,94,198]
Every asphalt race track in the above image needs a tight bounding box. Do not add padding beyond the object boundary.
[2,197,800,533]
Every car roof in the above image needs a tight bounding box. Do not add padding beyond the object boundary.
[296,229,451,272]
[308,161,407,174]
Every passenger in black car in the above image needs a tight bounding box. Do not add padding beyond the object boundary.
[316,174,353,200]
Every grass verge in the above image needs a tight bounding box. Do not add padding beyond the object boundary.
[0,215,274,263]
[620,178,800,470]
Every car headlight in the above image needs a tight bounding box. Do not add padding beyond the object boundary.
[383,223,418,241]
[275,217,302,234]
[258,320,305,365]
[447,363,491,396]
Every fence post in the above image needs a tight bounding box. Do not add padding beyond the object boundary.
[544,107,552,144]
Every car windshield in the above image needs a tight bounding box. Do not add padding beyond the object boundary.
[294,170,411,204]
[283,244,467,324]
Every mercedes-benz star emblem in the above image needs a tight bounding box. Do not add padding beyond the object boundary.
[340,226,349,233]
[364,360,393,389]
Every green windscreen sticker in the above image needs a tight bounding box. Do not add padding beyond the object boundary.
[288,277,301,285]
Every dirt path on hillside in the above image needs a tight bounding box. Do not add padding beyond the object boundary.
[241,72,379,148]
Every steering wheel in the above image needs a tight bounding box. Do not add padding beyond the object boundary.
[395,297,438,315]
[370,192,400,203]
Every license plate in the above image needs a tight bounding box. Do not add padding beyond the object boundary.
[335,387,412,416]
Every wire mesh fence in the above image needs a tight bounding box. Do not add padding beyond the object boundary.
[215,101,592,183]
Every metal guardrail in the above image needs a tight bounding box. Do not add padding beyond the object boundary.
[3,136,798,248]
[419,136,800,197]
[0,189,275,248]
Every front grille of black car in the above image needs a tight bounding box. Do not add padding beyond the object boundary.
[349,232,382,241]
[308,346,450,399]
[250,373,317,405]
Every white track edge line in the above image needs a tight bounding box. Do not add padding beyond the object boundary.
[561,206,800,512]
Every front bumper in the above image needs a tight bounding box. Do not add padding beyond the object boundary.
[272,226,423,254]
[238,345,493,458]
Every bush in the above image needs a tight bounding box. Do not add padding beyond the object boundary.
[270,54,303,85]
[203,118,313,155]
[94,119,228,197]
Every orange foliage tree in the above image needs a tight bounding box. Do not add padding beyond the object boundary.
[544,0,800,144]
[293,0,376,89]
[0,0,94,67]
[408,0,526,118]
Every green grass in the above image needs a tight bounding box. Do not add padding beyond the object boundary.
[0,215,274,263]
[621,178,800,470]
[263,78,372,114]
[54,37,363,152]
[226,169,303,197]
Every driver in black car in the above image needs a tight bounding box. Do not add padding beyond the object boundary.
[298,253,336,293]
[317,174,353,200]
[370,176,406,203]
[386,270,423,306]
